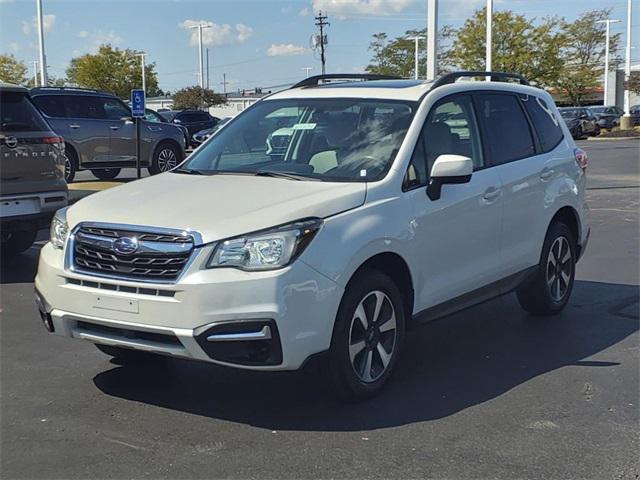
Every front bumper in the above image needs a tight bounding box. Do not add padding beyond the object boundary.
[35,242,342,370]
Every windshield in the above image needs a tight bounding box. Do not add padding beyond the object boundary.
[559,109,580,118]
[179,98,416,182]
[159,111,176,121]
[589,107,607,114]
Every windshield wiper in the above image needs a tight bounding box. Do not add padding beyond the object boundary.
[254,170,321,181]
[172,167,204,175]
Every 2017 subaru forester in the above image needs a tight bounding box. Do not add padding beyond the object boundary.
[35,72,590,400]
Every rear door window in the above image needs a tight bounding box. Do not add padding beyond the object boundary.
[32,95,67,118]
[522,96,564,152]
[0,91,50,132]
[66,95,106,119]
[475,93,535,165]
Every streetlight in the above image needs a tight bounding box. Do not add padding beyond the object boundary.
[31,60,38,87]
[486,0,493,81]
[407,35,425,79]
[189,23,211,88]
[426,0,438,81]
[136,52,146,93]
[622,0,633,129]
[596,18,621,105]
[35,0,48,85]
[302,67,313,78]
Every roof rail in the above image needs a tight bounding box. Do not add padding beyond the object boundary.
[431,71,530,89]
[30,86,111,95]
[291,73,402,89]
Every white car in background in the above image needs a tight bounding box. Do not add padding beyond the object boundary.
[36,72,590,400]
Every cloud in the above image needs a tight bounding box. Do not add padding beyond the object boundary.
[22,13,56,35]
[267,43,309,57]
[77,30,89,38]
[299,7,309,16]
[8,42,20,51]
[179,20,253,47]
[91,30,123,47]
[311,0,412,17]
[440,0,485,20]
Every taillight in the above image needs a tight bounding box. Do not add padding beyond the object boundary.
[42,136,64,144]
[574,148,588,170]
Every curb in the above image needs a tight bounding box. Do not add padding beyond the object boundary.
[586,136,640,141]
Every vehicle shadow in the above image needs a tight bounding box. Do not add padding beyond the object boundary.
[0,236,47,285]
[93,280,639,431]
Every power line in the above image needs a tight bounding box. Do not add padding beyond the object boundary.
[314,11,330,75]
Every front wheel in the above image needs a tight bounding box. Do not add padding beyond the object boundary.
[149,142,183,175]
[516,222,576,316]
[326,270,405,401]
[64,145,78,183]
[91,168,121,181]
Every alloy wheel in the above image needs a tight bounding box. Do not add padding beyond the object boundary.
[348,290,397,383]
[64,157,71,181]
[157,148,177,171]
[546,236,573,302]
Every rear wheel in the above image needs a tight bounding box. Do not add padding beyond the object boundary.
[1,229,38,255]
[90,168,121,181]
[64,145,78,183]
[516,222,576,316]
[149,142,182,175]
[326,270,405,400]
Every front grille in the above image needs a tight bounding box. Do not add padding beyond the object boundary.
[71,225,195,282]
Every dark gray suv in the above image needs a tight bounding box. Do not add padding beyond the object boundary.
[31,87,186,182]
[1,83,68,254]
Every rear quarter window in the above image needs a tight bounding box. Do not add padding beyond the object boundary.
[32,95,67,118]
[1,91,50,132]
[522,96,564,152]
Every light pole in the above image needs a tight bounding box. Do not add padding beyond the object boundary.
[189,23,210,88]
[36,0,48,85]
[621,0,633,129]
[136,53,146,93]
[407,35,425,79]
[596,18,621,105]
[486,0,493,81]
[32,60,38,87]
[426,0,438,81]
[302,67,313,78]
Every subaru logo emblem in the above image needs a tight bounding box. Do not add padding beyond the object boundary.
[113,236,138,255]
[4,137,18,149]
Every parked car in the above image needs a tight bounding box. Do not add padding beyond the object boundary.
[1,83,68,255]
[144,108,190,147]
[558,107,600,138]
[629,105,640,126]
[35,72,590,400]
[159,110,220,146]
[191,117,233,147]
[30,87,186,182]
[588,106,623,130]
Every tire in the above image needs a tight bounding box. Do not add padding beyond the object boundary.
[149,142,183,175]
[94,343,164,364]
[64,145,78,183]
[591,125,601,136]
[516,222,576,316]
[90,168,121,181]
[1,229,38,255]
[326,270,406,401]
[573,126,583,140]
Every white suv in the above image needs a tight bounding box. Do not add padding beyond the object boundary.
[35,72,590,400]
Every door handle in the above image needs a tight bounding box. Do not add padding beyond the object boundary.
[69,124,80,129]
[540,168,554,181]
[482,187,501,202]
[109,126,120,131]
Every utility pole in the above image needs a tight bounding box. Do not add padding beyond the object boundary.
[426,0,438,81]
[136,53,146,93]
[486,0,493,81]
[621,0,633,129]
[36,0,48,85]
[32,60,38,87]
[206,48,210,89]
[302,67,313,78]
[315,11,329,75]
[407,36,425,79]
[189,23,210,88]
[221,73,229,94]
[596,18,621,105]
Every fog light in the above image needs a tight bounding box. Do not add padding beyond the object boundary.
[35,289,54,332]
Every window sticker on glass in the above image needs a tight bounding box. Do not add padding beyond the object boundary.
[291,123,317,130]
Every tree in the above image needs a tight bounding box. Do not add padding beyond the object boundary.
[555,9,621,105]
[625,71,640,95]
[0,54,28,85]
[66,44,161,98]
[172,86,226,110]
[450,9,564,87]
[366,26,455,78]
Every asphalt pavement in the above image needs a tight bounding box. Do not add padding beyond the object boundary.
[1,139,638,479]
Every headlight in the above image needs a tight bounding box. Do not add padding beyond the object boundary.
[50,207,69,249]
[206,218,322,271]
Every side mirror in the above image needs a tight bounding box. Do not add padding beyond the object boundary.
[173,118,182,124]
[121,116,134,125]
[427,154,473,201]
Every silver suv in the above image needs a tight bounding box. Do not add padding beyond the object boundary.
[30,87,186,182]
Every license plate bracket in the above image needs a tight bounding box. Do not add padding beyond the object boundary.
[1,198,40,217]
[93,295,139,313]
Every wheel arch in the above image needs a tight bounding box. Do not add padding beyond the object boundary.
[64,141,80,166]
[150,138,184,166]
[549,206,581,254]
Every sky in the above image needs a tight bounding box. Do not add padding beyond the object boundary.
[1,0,638,94]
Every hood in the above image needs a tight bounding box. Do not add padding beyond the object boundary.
[67,173,366,244]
